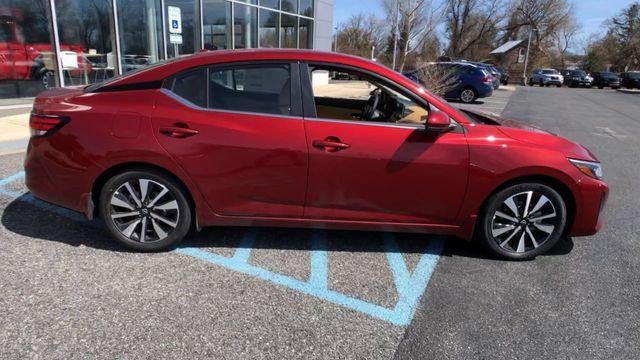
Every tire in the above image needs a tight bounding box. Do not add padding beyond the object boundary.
[459,87,477,103]
[99,170,192,251]
[478,183,567,260]
[528,79,534,86]
[556,84,562,88]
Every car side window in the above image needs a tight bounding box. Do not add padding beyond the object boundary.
[208,64,291,116]
[165,68,207,108]
[309,66,430,126]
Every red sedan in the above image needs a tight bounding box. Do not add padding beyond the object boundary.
[25,49,608,260]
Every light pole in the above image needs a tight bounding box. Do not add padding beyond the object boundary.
[391,0,400,70]
[522,25,538,84]
[333,26,339,52]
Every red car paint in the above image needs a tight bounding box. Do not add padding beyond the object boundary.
[25,49,608,241]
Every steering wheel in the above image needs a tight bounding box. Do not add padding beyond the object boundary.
[362,88,382,121]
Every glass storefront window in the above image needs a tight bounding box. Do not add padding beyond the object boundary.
[299,0,314,17]
[281,0,297,14]
[165,0,197,58]
[1,0,319,99]
[259,9,278,48]
[54,0,114,86]
[116,0,163,74]
[234,3,257,49]
[299,18,313,49]
[203,0,231,50]
[260,0,279,10]
[281,14,297,48]
[0,0,59,98]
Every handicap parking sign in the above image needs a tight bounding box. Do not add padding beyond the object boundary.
[168,6,182,34]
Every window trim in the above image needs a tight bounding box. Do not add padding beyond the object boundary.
[162,60,303,117]
[301,61,462,132]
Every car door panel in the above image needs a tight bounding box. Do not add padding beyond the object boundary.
[153,86,308,218]
[303,120,469,224]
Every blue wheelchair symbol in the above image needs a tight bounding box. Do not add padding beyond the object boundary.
[172,20,179,29]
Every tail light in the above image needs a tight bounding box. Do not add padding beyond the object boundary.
[480,76,494,85]
[29,113,69,137]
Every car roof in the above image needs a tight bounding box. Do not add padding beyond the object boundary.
[106,49,392,86]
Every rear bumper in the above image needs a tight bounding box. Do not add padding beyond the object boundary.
[477,85,494,98]
[569,178,609,237]
[24,139,93,215]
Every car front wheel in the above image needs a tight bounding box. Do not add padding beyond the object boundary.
[479,183,567,260]
[100,170,192,251]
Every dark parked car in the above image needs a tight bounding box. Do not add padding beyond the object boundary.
[566,70,592,88]
[495,67,510,85]
[620,72,640,89]
[592,72,621,89]
[25,49,608,260]
[404,62,494,103]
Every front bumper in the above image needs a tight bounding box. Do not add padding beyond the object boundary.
[543,78,563,85]
[570,177,609,237]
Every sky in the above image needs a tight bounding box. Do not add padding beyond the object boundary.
[333,0,634,46]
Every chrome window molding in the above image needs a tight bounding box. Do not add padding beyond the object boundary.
[160,89,460,132]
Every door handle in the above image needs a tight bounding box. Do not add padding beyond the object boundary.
[159,126,199,139]
[312,137,350,152]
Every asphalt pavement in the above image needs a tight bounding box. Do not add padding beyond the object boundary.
[0,86,639,359]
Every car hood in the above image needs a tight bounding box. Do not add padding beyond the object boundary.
[462,108,599,162]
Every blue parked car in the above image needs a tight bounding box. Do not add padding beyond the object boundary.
[404,62,494,103]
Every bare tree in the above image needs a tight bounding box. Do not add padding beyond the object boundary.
[500,0,573,66]
[445,0,504,59]
[382,0,444,72]
[334,14,386,60]
[412,63,460,97]
[551,18,579,68]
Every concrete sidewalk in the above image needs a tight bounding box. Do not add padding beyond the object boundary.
[0,111,30,155]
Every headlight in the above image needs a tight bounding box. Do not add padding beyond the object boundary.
[569,159,603,180]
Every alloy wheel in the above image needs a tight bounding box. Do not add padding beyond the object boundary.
[108,179,180,243]
[460,89,475,103]
[490,191,559,253]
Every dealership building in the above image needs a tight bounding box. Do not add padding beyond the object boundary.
[0,0,334,99]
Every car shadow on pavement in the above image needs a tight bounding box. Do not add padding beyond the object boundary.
[1,194,573,259]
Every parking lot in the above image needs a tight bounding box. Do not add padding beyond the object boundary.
[1,86,639,359]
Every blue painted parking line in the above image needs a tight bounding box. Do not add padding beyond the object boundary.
[232,227,257,263]
[0,170,445,326]
[309,230,329,290]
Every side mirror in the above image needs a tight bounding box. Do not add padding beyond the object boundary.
[425,111,454,133]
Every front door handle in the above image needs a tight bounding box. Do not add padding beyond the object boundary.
[159,125,199,139]
[312,137,350,152]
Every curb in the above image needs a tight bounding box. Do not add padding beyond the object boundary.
[616,88,640,94]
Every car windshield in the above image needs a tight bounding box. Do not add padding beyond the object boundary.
[627,72,640,79]
[601,72,617,78]
[542,70,558,75]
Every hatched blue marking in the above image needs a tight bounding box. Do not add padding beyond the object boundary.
[0,171,444,325]
[309,230,328,290]
[233,227,257,262]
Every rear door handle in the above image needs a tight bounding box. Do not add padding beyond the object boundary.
[159,126,199,139]
[312,137,350,152]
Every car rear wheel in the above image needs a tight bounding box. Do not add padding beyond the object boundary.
[479,183,567,260]
[100,170,192,251]
[460,88,477,103]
